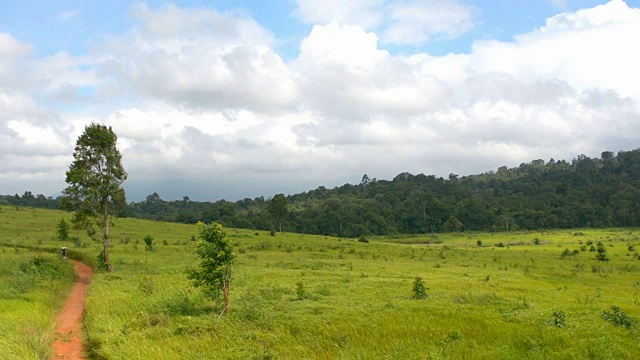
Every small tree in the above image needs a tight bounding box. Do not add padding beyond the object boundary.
[188,222,235,315]
[57,219,69,241]
[443,215,463,232]
[63,123,127,272]
[143,235,154,251]
[412,277,428,299]
[596,241,609,261]
[267,194,288,232]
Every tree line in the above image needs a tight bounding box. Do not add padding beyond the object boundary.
[3,149,640,237]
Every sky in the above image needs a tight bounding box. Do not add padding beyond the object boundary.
[1,0,639,202]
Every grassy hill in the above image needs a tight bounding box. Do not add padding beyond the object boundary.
[2,206,640,359]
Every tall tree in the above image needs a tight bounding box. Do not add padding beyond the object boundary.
[63,123,127,272]
[267,193,288,232]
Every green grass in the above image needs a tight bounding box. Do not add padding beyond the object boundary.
[0,244,75,358]
[2,206,640,359]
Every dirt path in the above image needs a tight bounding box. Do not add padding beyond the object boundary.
[52,260,93,360]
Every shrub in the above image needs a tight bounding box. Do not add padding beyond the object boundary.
[56,219,69,241]
[358,236,369,243]
[496,242,505,248]
[602,306,635,329]
[477,240,483,247]
[533,238,541,245]
[144,235,154,251]
[269,229,276,236]
[596,241,609,261]
[411,277,428,299]
[548,309,567,328]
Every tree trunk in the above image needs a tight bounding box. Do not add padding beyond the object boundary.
[103,205,114,272]
[222,271,231,314]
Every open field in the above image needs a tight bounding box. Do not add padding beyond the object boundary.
[2,205,640,359]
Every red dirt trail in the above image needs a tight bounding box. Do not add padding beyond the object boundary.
[52,260,93,360]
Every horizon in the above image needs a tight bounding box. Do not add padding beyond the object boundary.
[3,147,630,203]
[2,1,639,202]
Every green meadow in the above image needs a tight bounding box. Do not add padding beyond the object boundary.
[2,205,640,359]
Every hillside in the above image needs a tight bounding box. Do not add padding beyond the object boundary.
[3,148,640,237]
[124,148,640,236]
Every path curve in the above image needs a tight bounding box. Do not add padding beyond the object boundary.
[52,260,93,359]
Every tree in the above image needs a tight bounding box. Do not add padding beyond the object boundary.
[57,218,69,241]
[188,222,235,315]
[443,215,464,232]
[267,193,288,232]
[63,123,127,272]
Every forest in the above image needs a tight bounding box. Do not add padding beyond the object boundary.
[3,149,640,237]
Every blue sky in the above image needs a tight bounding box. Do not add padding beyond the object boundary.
[0,0,613,57]
[1,1,639,201]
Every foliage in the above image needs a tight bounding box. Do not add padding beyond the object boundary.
[143,235,154,251]
[7,148,640,239]
[411,276,428,299]
[188,222,235,314]
[267,194,288,232]
[62,123,127,271]
[602,306,635,329]
[596,241,609,261]
[548,309,567,328]
[358,236,369,243]
[56,218,69,241]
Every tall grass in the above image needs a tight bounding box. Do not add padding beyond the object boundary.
[0,249,75,359]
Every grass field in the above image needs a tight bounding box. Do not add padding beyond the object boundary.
[2,205,640,359]
[0,207,75,359]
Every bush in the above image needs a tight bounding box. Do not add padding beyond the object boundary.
[411,277,428,300]
[358,236,369,243]
[496,242,505,248]
[548,309,567,328]
[596,241,609,261]
[533,238,541,245]
[602,306,635,329]
[144,235,154,251]
[56,219,69,241]
[269,229,276,236]
[477,240,483,247]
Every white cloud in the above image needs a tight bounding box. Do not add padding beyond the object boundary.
[293,0,475,45]
[3,1,640,201]
[97,3,297,112]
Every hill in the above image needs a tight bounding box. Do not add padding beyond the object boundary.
[123,148,640,236]
[3,148,640,237]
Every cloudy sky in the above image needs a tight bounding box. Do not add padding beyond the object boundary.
[1,0,639,201]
